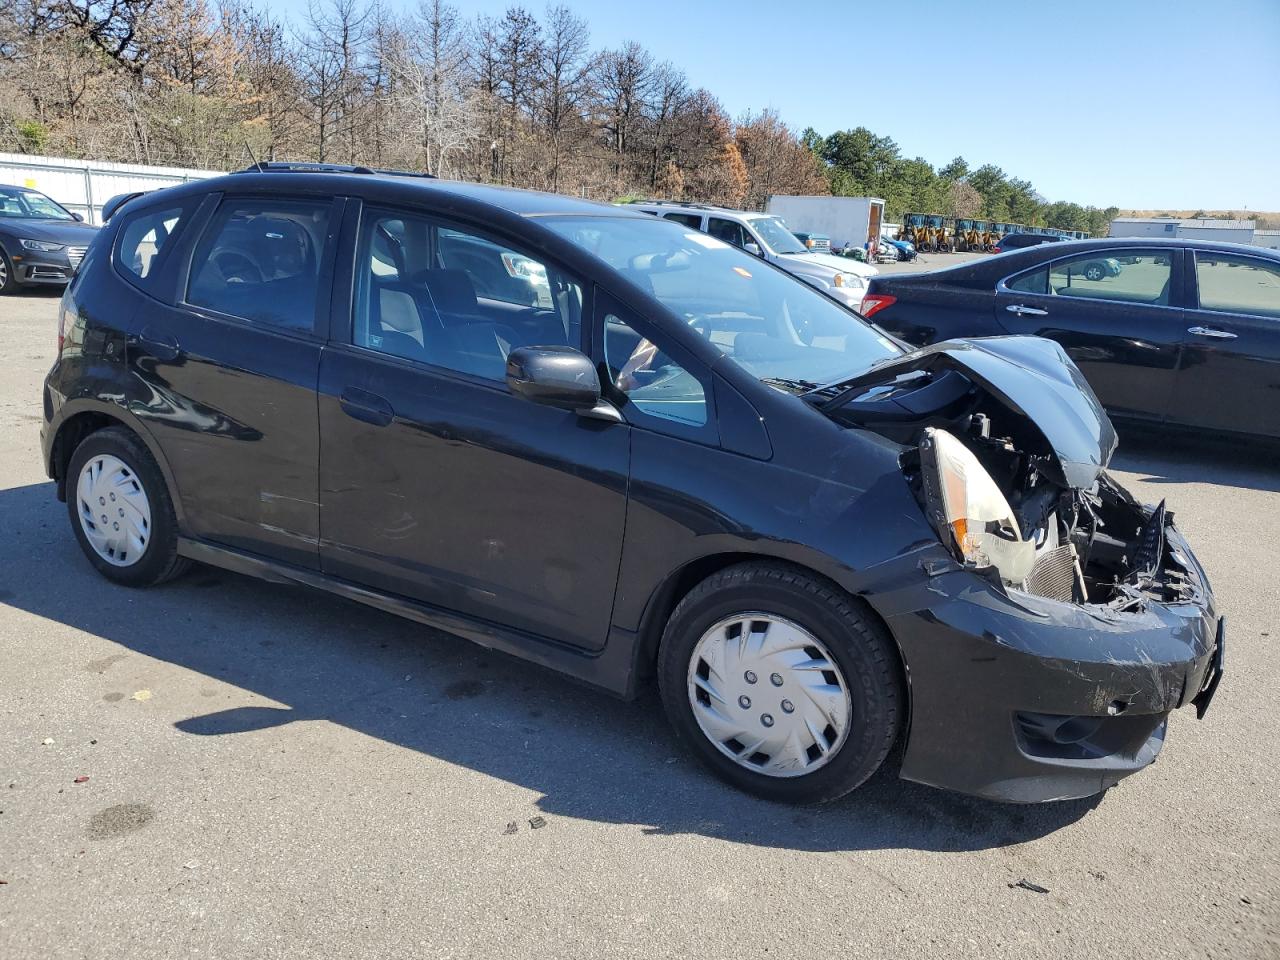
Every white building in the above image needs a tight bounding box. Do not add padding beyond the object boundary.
[1108,216,1258,246]
[1253,230,1280,251]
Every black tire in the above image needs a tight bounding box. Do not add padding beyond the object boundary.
[657,562,904,804]
[66,426,189,587]
[0,248,17,294]
[1084,262,1105,281]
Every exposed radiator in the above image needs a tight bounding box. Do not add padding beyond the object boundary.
[1024,543,1079,602]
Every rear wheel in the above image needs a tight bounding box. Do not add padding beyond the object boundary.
[1084,262,1105,281]
[658,562,904,803]
[66,426,188,586]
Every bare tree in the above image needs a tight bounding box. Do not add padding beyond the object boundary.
[594,41,652,183]
[384,0,475,176]
[228,2,303,160]
[295,0,371,163]
[642,60,686,190]
[491,6,540,184]
[736,108,828,209]
[536,4,591,191]
[0,0,840,206]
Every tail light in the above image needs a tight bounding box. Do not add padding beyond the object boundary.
[991,246,1002,254]
[860,293,897,319]
[57,289,76,353]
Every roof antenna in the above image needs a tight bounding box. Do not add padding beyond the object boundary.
[243,140,265,172]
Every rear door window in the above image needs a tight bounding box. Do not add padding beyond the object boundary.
[1048,250,1172,306]
[1193,253,1280,319]
[186,198,333,333]
[707,217,748,248]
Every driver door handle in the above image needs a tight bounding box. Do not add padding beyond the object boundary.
[1187,326,1238,340]
[1006,304,1048,317]
[339,387,394,427]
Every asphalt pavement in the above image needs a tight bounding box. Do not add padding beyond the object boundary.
[1,284,1276,959]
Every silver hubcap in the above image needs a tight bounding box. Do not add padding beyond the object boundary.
[0,257,7,285]
[687,613,852,778]
[76,454,151,566]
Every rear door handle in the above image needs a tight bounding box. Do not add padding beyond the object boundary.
[1006,304,1048,317]
[138,327,181,361]
[1187,326,1238,340]
[339,387,394,427]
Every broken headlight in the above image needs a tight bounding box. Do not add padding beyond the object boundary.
[919,427,1036,583]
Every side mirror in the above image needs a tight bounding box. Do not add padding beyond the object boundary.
[743,241,762,257]
[506,345,601,412]
[72,212,85,222]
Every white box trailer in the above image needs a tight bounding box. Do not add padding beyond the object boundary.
[765,195,886,251]
[0,152,220,224]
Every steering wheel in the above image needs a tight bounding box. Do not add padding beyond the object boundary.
[213,251,262,285]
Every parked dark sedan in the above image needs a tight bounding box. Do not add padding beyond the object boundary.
[0,184,98,293]
[862,237,1280,439]
[992,232,1065,253]
[42,167,1222,805]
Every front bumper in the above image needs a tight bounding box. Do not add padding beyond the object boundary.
[873,524,1222,802]
[9,248,82,285]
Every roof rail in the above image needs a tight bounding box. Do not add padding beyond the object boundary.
[235,161,436,179]
[627,198,718,211]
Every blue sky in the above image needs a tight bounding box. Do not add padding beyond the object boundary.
[278,0,1280,210]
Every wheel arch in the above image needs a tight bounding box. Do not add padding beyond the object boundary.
[49,402,184,526]
[633,551,910,707]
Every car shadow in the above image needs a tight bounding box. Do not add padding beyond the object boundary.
[1112,427,1280,493]
[3,479,1100,853]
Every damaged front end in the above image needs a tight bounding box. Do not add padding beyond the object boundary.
[814,336,1198,611]
[809,336,1224,801]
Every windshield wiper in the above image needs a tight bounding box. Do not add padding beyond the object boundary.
[760,376,819,394]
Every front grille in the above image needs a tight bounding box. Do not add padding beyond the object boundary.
[1024,543,1078,601]
[67,245,87,271]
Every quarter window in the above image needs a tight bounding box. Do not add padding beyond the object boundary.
[603,314,707,426]
[1007,267,1048,294]
[663,212,703,229]
[1047,250,1172,306]
[1194,254,1280,319]
[117,205,186,283]
[187,198,332,332]
[353,211,584,381]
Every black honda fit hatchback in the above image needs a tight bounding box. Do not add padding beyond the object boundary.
[41,165,1224,804]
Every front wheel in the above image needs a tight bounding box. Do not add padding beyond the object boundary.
[1084,262,1105,281]
[66,426,189,586]
[0,249,17,294]
[658,562,904,803]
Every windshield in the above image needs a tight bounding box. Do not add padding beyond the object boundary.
[541,215,901,388]
[0,187,75,221]
[749,216,808,255]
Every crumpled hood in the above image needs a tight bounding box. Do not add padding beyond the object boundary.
[831,336,1118,489]
[781,251,878,278]
[1,219,99,245]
